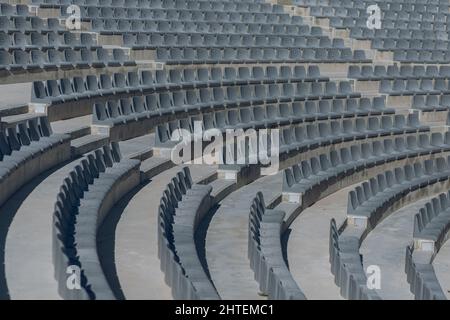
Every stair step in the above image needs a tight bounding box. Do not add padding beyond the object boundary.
[210,178,237,203]
[0,104,29,119]
[70,134,109,157]
[140,156,175,181]
[1,112,45,129]
[51,115,92,139]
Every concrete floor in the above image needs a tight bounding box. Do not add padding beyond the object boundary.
[360,199,434,300]
[2,159,78,300]
[433,234,450,299]
[287,186,352,300]
[205,173,282,300]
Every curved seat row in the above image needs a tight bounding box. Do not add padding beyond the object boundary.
[248,192,306,299]
[349,28,447,41]
[0,15,65,34]
[63,7,297,24]
[310,4,447,22]
[155,47,368,65]
[331,16,448,32]
[52,143,141,299]
[283,131,450,205]
[405,245,447,300]
[329,219,381,300]
[330,156,450,299]
[157,167,219,299]
[414,191,450,250]
[347,157,450,229]
[31,65,327,104]
[412,94,450,112]
[0,116,70,207]
[92,19,321,36]
[123,33,347,50]
[94,95,389,141]
[94,81,359,114]
[405,190,450,300]
[0,31,99,52]
[38,0,282,12]
[372,38,450,52]
[348,65,450,81]
[0,47,134,74]
[380,78,450,96]
[156,111,424,148]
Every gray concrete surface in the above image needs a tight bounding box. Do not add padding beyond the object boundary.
[3,159,78,300]
[287,186,352,300]
[0,83,31,107]
[205,173,282,300]
[433,236,450,299]
[360,198,433,300]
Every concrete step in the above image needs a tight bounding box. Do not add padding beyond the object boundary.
[70,134,109,157]
[209,178,237,204]
[140,156,175,181]
[0,112,45,129]
[0,104,29,118]
[51,115,92,140]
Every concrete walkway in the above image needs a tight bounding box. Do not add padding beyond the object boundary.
[433,237,450,299]
[360,199,432,300]
[205,173,282,300]
[2,159,77,300]
[287,186,352,300]
[112,164,216,300]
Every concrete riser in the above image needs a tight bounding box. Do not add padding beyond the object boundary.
[71,136,109,157]
[0,140,71,208]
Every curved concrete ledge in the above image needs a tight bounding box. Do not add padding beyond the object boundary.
[158,167,220,299]
[248,192,306,299]
[0,117,71,208]
[53,144,140,299]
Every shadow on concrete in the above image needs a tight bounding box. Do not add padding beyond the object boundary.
[0,159,72,300]
[97,180,150,300]
[195,202,220,287]
[281,228,292,269]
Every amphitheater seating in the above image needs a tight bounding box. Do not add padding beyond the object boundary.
[155,47,368,64]
[298,0,450,62]
[157,167,219,299]
[329,219,381,300]
[1,0,450,303]
[31,65,329,104]
[0,4,135,75]
[248,192,306,299]
[347,157,450,229]
[405,246,447,299]
[155,112,427,152]
[52,143,141,299]
[283,132,450,203]
[404,190,450,300]
[0,116,71,207]
[413,191,450,251]
[348,65,450,81]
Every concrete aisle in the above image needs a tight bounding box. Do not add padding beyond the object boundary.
[205,173,282,300]
[360,199,432,300]
[432,237,450,299]
[3,160,77,300]
[287,186,352,300]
